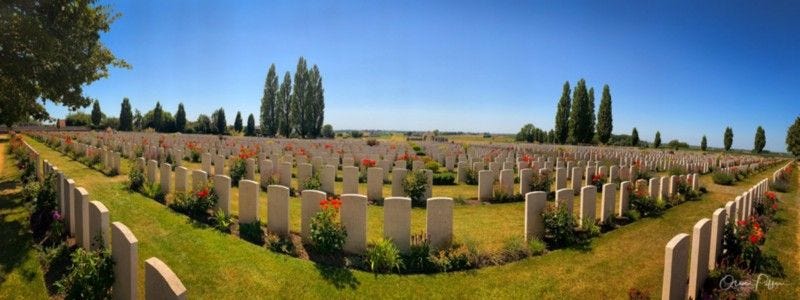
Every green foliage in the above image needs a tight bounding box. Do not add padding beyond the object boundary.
[302,174,322,191]
[239,220,265,245]
[175,103,187,132]
[712,172,735,185]
[209,209,233,232]
[724,126,734,151]
[233,111,243,132]
[55,248,115,300]
[432,173,456,185]
[0,0,129,126]
[310,207,347,254]
[277,71,293,137]
[169,187,218,220]
[265,232,295,255]
[554,81,571,144]
[350,131,364,138]
[568,79,594,144]
[229,159,246,185]
[701,135,708,151]
[528,171,552,193]
[515,123,547,143]
[653,131,661,148]
[141,182,166,204]
[542,206,577,247]
[403,170,428,207]
[90,100,102,127]
[528,238,547,256]
[212,108,227,134]
[424,161,440,173]
[367,238,404,273]
[245,114,256,136]
[261,64,279,136]
[464,168,479,185]
[194,114,212,134]
[629,193,664,217]
[152,101,163,131]
[596,84,613,144]
[289,57,326,138]
[321,124,334,138]
[127,166,144,192]
[754,126,766,153]
[65,112,92,127]
[787,116,800,157]
[622,209,641,221]
[630,128,639,146]
[666,139,689,150]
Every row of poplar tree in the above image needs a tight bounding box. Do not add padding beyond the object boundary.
[259,57,326,138]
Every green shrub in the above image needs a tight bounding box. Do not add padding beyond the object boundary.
[629,193,664,217]
[229,158,246,186]
[528,171,552,193]
[464,169,479,185]
[127,166,144,192]
[712,172,735,185]
[488,187,523,203]
[432,172,455,185]
[239,220,265,245]
[501,236,530,261]
[302,174,322,191]
[141,182,166,204]
[310,199,347,254]
[429,245,470,272]
[266,232,295,255]
[769,180,789,193]
[528,238,547,256]
[22,181,42,202]
[542,205,577,248]
[366,238,404,273]
[581,222,601,238]
[425,161,440,173]
[209,209,233,232]
[55,248,115,299]
[403,233,434,272]
[622,209,641,221]
[403,170,428,207]
[169,186,218,220]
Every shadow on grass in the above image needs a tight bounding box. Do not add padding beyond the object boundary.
[313,263,360,290]
[0,179,31,285]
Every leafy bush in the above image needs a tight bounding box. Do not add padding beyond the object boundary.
[302,174,322,191]
[629,193,664,217]
[528,238,547,256]
[366,238,403,273]
[266,232,295,255]
[55,248,115,299]
[429,245,470,273]
[141,182,166,203]
[622,209,641,221]
[403,233,434,272]
[403,170,428,207]
[488,187,523,203]
[209,209,233,232]
[425,161,440,173]
[769,180,789,193]
[542,205,577,248]
[169,186,218,220]
[432,172,455,185]
[366,138,379,146]
[22,181,42,202]
[310,197,347,254]
[464,168,479,185]
[127,166,145,192]
[229,158,246,186]
[712,172,735,185]
[528,171,552,193]
[239,220,265,245]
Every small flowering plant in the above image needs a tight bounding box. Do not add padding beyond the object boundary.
[361,158,377,168]
[230,146,257,185]
[186,141,202,162]
[591,172,606,189]
[310,196,347,254]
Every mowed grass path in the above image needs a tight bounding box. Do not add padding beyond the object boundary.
[0,139,49,299]
[21,136,793,299]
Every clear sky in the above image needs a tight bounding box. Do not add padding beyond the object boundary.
[46,0,800,152]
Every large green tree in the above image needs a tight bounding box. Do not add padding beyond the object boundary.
[119,98,132,131]
[0,0,129,127]
[787,116,800,158]
[133,109,142,131]
[233,111,243,133]
[245,113,256,136]
[277,72,292,137]
[554,81,571,144]
[596,85,613,144]
[291,57,308,137]
[321,124,334,139]
[753,126,766,153]
[260,64,278,136]
[568,79,593,144]
[653,131,661,148]
[175,103,186,133]
[195,114,211,134]
[587,87,596,142]
[152,102,163,132]
[309,65,325,138]
[724,127,734,151]
[631,128,639,147]
[701,135,708,151]
[91,100,102,127]
[211,108,227,134]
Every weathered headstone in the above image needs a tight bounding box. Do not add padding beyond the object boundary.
[112,222,138,300]
[579,186,596,227]
[384,197,411,252]
[341,194,367,254]
[74,187,90,249]
[174,166,188,193]
[600,183,616,223]
[267,185,290,237]
[301,190,325,242]
[427,197,453,250]
[88,200,110,251]
[524,191,547,241]
[555,188,573,214]
[709,208,726,269]
[342,166,359,194]
[391,168,407,197]
[213,175,231,215]
[238,180,259,224]
[191,170,207,192]
[688,218,711,299]
[367,167,383,201]
[145,257,187,300]
[618,181,631,215]
[321,165,336,194]
[661,233,690,300]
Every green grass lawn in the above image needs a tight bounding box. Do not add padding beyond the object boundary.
[759,164,799,298]
[0,139,49,300]
[14,135,796,299]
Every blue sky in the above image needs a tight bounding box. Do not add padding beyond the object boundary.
[47,0,799,152]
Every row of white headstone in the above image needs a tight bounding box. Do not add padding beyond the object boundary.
[29,147,187,299]
[660,168,780,300]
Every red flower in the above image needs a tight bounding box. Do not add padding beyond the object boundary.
[319,199,328,209]
[196,187,209,199]
[361,158,376,168]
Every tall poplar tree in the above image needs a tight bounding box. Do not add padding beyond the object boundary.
[631,128,640,147]
[234,111,243,132]
[291,57,308,138]
[260,64,278,136]
[245,114,256,136]
[596,85,613,144]
[724,127,734,151]
[554,81,571,144]
[175,103,186,133]
[754,126,766,153]
[91,100,102,127]
[277,72,292,137]
[568,79,592,144]
[119,98,133,131]
[653,131,661,148]
[701,135,708,151]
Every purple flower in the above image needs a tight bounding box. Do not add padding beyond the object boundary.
[52,211,62,221]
